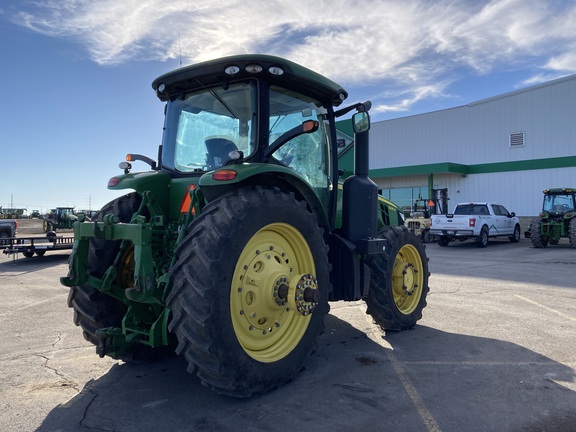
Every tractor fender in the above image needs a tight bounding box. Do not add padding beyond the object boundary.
[107,171,172,210]
[198,164,330,228]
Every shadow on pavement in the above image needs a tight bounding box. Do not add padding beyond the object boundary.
[37,315,576,432]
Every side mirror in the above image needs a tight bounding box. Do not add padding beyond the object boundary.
[510,212,516,217]
[352,111,370,133]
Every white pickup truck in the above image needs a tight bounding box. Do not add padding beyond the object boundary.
[429,202,521,247]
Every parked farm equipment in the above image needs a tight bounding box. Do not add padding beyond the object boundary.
[42,207,78,232]
[527,188,576,248]
[61,54,430,397]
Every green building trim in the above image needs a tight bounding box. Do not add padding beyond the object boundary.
[367,155,576,178]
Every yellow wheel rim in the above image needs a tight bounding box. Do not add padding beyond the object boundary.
[391,244,424,315]
[231,223,315,363]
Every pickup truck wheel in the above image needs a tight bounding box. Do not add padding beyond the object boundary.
[67,193,162,362]
[437,236,450,247]
[167,186,330,397]
[530,220,548,248]
[509,224,521,243]
[569,219,576,248]
[476,226,489,248]
[422,230,431,243]
[365,226,429,331]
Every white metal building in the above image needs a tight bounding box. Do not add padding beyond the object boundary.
[339,74,576,216]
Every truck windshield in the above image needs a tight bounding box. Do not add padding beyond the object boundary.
[163,81,257,173]
[268,86,330,189]
[543,194,575,214]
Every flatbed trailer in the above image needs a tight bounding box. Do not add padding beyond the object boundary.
[1,234,74,258]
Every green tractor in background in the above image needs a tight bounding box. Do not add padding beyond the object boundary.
[43,207,78,232]
[528,188,576,248]
[61,54,429,397]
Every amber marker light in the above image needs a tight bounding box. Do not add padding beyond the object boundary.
[303,120,319,132]
[212,169,238,181]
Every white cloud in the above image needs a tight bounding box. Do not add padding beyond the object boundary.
[11,0,576,113]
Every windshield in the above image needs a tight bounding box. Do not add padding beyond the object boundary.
[162,81,257,172]
[268,86,330,189]
[454,204,489,215]
[543,194,575,214]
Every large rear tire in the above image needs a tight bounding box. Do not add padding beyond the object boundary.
[569,218,576,248]
[67,192,152,361]
[167,186,330,397]
[365,226,429,331]
[530,220,548,248]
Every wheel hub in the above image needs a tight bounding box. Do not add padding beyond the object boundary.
[391,244,424,315]
[400,262,417,295]
[234,241,320,336]
[277,274,320,316]
[230,222,320,362]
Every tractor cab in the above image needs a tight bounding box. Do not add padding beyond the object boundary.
[145,55,370,227]
[542,189,576,216]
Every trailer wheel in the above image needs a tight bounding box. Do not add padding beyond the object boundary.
[67,192,157,362]
[365,226,429,331]
[530,220,548,248]
[23,251,34,258]
[167,186,330,397]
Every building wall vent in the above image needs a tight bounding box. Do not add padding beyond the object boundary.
[510,132,525,148]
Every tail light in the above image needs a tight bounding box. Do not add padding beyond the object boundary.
[469,218,476,227]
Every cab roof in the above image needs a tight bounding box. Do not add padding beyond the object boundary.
[152,54,348,107]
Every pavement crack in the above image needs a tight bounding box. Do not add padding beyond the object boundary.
[35,353,80,392]
[80,387,120,432]
[52,331,63,348]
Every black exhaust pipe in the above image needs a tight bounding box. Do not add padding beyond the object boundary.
[342,104,378,243]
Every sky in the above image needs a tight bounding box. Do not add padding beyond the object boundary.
[1,0,576,213]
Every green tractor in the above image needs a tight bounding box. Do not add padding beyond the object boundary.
[43,207,78,232]
[61,55,429,397]
[529,188,576,248]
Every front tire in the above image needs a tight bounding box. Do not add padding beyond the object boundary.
[509,224,521,243]
[167,186,330,397]
[365,226,430,331]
